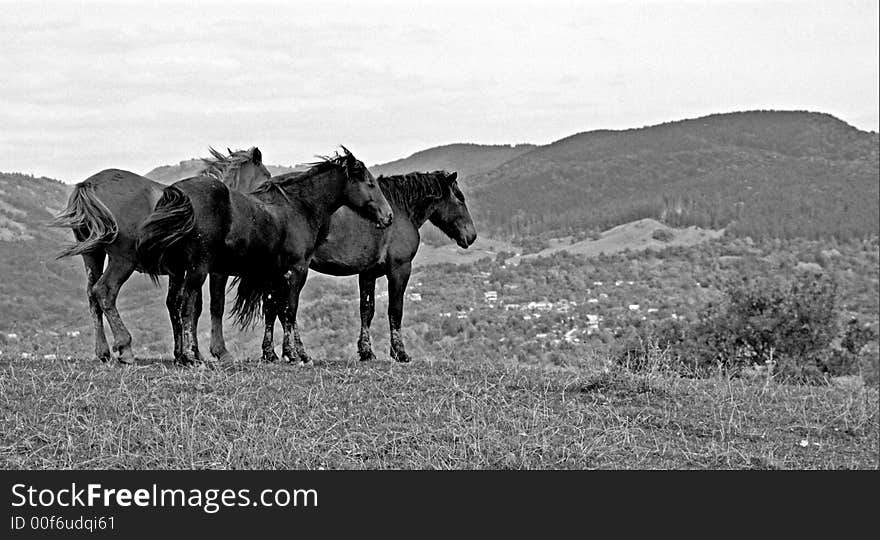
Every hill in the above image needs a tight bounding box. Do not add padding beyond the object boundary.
[144,159,305,184]
[2,110,878,336]
[0,172,70,242]
[371,143,536,180]
[466,111,879,242]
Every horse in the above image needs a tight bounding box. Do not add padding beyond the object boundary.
[304,170,476,363]
[50,147,271,364]
[135,147,394,365]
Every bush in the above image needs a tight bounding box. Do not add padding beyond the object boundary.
[707,273,837,367]
[835,318,880,386]
[618,272,842,382]
[651,228,674,242]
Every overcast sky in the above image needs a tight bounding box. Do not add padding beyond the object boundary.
[1,0,877,182]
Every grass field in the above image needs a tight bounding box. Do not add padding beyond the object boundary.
[1,352,877,469]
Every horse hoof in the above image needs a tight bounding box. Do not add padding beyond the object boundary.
[261,351,279,363]
[358,350,376,362]
[391,350,412,363]
[117,349,135,365]
[96,351,112,363]
[174,353,197,366]
[211,349,235,364]
[299,354,312,365]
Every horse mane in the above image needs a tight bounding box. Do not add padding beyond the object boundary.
[199,147,256,181]
[249,150,352,201]
[378,171,449,221]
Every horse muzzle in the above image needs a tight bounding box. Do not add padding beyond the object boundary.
[456,225,477,248]
[376,212,394,229]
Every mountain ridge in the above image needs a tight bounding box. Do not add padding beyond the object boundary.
[370,142,537,180]
[465,110,879,241]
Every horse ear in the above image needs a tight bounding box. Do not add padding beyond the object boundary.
[251,147,262,165]
[339,145,358,174]
[227,147,233,155]
[446,171,458,182]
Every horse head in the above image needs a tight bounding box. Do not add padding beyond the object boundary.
[203,146,271,192]
[428,171,477,248]
[339,146,393,228]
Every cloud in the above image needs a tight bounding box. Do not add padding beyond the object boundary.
[0,0,877,181]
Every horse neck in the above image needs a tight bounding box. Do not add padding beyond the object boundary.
[287,170,347,225]
[221,168,255,192]
[381,175,443,228]
[400,191,441,229]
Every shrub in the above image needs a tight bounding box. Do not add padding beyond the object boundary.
[832,318,880,386]
[651,228,674,242]
[708,273,838,367]
[618,272,842,383]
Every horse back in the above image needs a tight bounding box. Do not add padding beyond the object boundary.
[80,169,166,252]
[201,187,285,274]
[174,177,233,248]
[311,206,418,276]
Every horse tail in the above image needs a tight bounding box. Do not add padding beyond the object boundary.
[50,182,119,259]
[136,185,195,280]
[230,274,275,331]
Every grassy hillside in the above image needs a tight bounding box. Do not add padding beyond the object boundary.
[371,143,536,180]
[0,172,70,241]
[468,111,879,242]
[1,352,876,469]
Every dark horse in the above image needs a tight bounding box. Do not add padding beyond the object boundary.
[51,148,271,363]
[308,170,476,363]
[136,147,394,365]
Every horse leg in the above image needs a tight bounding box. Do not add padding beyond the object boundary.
[92,256,136,364]
[189,287,204,363]
[82,252,111,362]
[261,291,279,363]
[166,273,185,363]
[388,262,412,363]
[357,273,377,362]
[208,273,234,362]
[179,268,207,365]
[281,267,310,364]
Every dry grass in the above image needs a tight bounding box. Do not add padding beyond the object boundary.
[1,353,877,469]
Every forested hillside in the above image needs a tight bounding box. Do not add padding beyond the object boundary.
[467,111,879,241]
